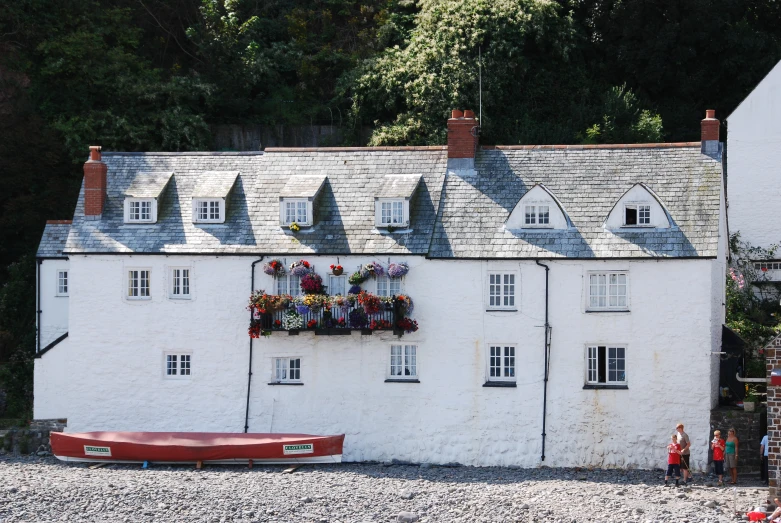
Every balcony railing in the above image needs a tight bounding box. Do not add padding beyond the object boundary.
[248,293,418,337]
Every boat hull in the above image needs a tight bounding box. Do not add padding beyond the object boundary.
[51,431,345,465]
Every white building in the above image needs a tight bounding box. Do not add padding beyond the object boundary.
[35,111,727,469]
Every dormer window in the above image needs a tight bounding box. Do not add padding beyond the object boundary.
[380,200,405,226]
[375,174,420,228]
[193,198,224,223]
[283,199,310,226]
[122,171,172,224]
[624,204,651,226]
[191,171,239,225]
[524,205,550,226]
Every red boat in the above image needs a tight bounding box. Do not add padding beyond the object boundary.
[51,432,345,465]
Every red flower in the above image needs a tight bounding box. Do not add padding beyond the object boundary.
[274,320,282,327]
[303,261,310,268]
[762,267,768,272]
[307,319,318,328]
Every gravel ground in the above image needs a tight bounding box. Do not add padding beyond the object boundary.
[0,456,773,522]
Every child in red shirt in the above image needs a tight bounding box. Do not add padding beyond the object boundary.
[666,434,682,486]
[711,430,726,486]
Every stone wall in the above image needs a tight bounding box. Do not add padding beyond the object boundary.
[0,419,65,456]
[766,336,781,497]
[710,407,765,474]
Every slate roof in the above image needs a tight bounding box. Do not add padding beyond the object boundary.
[429,145,722,258]
[61,144,722,258]
[37,221,71,258]
[125,172,172,198]
[279,174,328,199]
[377,174,421,199]
[192,171,239,198]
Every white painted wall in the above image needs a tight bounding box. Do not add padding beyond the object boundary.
[38,259,69,348]
[35,253,721,469]
[727,60,781,250]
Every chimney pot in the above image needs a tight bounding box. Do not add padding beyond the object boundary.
[84,145,107,216]
[451,109,464,119]
[464,109,475,119]
[447,109,479,159]
[89,145,102,162]
[705,109,716,120]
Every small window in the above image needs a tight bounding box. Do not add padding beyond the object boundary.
[588,272,628,310]
[389,345,417,379]
[488,345,516,381]
[524,205,550,226]
[624,205,651,226]
[126,199,154,223]
[376,276,401,297]
[57,270,68,296]
[193,199,223,223]
[488,273,516,309]
[380,200,404,226]
[329,275,346,296]
[277,274,301,296]
[283,200,309,225]
[170,268,191,299]
[587,345,626,385]
[273,357,301,383]
[127,269,151,299]
[165,353,191,378]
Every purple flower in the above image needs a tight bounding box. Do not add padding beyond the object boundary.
[348,284,362,294]
[296,305,311,315]
[388,262,409,278]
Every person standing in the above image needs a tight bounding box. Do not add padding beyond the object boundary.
[676,423,692,483]
[665,434,682,486]
[761,433,769,485]
[725,427,739,484]
[711,430,726,486]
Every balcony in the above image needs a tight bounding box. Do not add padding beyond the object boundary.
[248,292,418,337]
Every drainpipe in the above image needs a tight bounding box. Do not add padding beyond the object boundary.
[535,260,551,461]
[244,256,265,433]
[36,258,43,355]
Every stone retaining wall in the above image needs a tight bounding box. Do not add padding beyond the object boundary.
[0,419,66,456]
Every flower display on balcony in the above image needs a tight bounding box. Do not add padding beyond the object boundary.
[348,284,362,294]
[388,262,409,279]
[282,310,304,330]
[307,319,318,329]
[263,259,286,277]
[300,273,325,294]
[330,264,344,275]
[348,308,368,329]
[248,291,290,314]
[289,259,312,276]
[348,271,367,285]
[357,291,382,315]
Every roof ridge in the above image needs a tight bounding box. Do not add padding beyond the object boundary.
[46,220,72,225]
[264,146,448,152]
[101,151,265,156]
[482,142,701,150]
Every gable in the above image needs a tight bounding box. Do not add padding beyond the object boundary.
[505,184,570,230]
[728,60,781,141]
[604,184,671,229]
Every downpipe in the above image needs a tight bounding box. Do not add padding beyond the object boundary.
[244,256,264,433]
[535,260,551,461]
[36,258,42,355]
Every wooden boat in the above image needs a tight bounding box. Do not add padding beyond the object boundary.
[51,431,345,465]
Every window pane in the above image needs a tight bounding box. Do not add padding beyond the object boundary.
[392,201,404,224]
[330,275,346,296]
[587,346,597,383]
[405,345,417,377]
[289,276,300,296]
[128,270,138,297]
[182,269,190,295]
[141,201,151,220]
[381,202,391,224]
[172,269,180,295]
[391,346,402,376]
[210,201,220,220]
[377,277,389,297]
[538,206,550,225]
[167,355,177,375]
[505,346,515,377]
[639,205,650,224]
[285,202,296,224]
[490,346,500,377]
[389,279,401,296]
[277,276,288,295]
[504,274,515,307]
[625,207,637,225]
[290,358,300,380]
[525,206,535,224]
[489,274,499,307]
[140,271,150,297]
[275,358,287,380]
[297,201,307,223]
[180,355,191,375]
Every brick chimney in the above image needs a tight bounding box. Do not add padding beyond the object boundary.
[83,146,107,217]
[447,109,479,159]
[701,109,720,156]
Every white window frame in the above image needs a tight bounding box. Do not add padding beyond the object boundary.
[623,203,652,227]
[587,271,629,311]
[56,270,69,296]
[123,198,157,224]
[272,357,302,384]
[280,199,312,227]
[329,274,347,296]
[126,268,151,300]
[375,199,409,227]
[487,272,517,310]
[376,275,402,297]
[487,344,516,382]
[276,274,302,297]
[585,345,627,385]
[163,352,192,379]
[523,205,551,228]
[169,267,192,299]
[192,198,225,224]
[388,345,418,380]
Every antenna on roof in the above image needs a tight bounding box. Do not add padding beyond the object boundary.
[478,46,482,127]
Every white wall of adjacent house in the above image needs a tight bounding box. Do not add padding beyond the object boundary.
[727,60,781,253]
[38,259,70,348]
[34,254,719,469]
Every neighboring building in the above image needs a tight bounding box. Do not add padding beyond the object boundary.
[34,111,727,469]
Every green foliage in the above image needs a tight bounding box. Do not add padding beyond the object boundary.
[581,85,663,144]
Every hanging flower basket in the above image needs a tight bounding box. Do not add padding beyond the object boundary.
[360,262,385,279]
[396,318,419,333]
[289,260,312,276]
[395,295,414,315]
[348,284,362,294]
[357,291,382,315]
[263,259,286,277]
[348,271,367,286]
[330,264,344,276]
[282,311,304,330]
[388,262,409,279]
[300,273,325,294]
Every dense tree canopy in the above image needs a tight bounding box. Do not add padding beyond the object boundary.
[0,0,780,417]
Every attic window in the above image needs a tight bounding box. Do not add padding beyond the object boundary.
[282,199,310,226]
[380,200,405,226]
[524,205,550,226]
[124,198,156,223]
[193,198,224,223]
[624,205,650,226]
